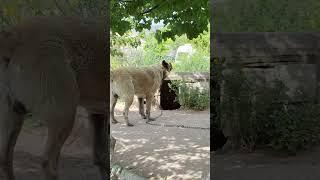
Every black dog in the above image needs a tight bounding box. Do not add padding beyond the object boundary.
[211,127,228,151]
[160,80,181,110]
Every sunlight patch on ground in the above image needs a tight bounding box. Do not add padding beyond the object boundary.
[111,109,210,179]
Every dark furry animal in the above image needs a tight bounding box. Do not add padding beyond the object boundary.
[160,80,181,110]
[211,127,228,151]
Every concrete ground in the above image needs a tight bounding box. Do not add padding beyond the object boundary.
[212,147,320,180]
[13,110,100,180]
[9,101,209,180]
[111,101,210,180]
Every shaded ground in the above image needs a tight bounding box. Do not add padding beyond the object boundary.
[12,102,210,180]
[212,147,320,180]
[13,107,101,180]
[111,101,210,180]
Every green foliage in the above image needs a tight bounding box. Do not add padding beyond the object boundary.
[111,31,142,57]
[270,103,320,154]
[221,68,320,154]
[111,0,210,41]
[111,29,209,73]
[110,0,210,60]
[169,27,210,72]
[174,52,209,72]
[215,0,320,31]
[169,80,209,111]
[0,0,106,29]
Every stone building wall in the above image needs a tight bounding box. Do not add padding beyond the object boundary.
[213,32,320,103]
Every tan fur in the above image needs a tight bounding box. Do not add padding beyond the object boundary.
[111,61,172,126]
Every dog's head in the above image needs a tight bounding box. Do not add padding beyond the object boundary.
[161,60,173,79]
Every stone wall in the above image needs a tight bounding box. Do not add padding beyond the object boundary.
[213,32,320,102]
[160,72,210,110]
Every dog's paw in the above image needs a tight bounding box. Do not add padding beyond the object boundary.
[111,120,118,124]
[141,115,147,119]
[127,123,134,127]
[147,118,156,122]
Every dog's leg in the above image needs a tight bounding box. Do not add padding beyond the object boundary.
[42,109,76,180]
[138,97,146,119]
[111,93,119,124]
[145,94,155,122]
[123,95,134,126]
[89,113,108,180]
[0,97,24,180]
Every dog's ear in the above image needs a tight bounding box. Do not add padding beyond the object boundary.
[162,60,168,67]
[162,60,172,71]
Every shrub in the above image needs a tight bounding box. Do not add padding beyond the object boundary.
[169,80,209,111]
[221,68,320,154]
[174,51,209,72]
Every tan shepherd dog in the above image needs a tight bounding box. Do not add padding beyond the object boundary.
[111,60,172,126]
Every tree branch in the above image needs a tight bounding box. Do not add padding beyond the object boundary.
[141,0,168,15]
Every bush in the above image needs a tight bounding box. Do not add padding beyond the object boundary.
[174,51,209,73]
[169,80,209,111]
[270,103,320,154]
[221,68,320,154]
